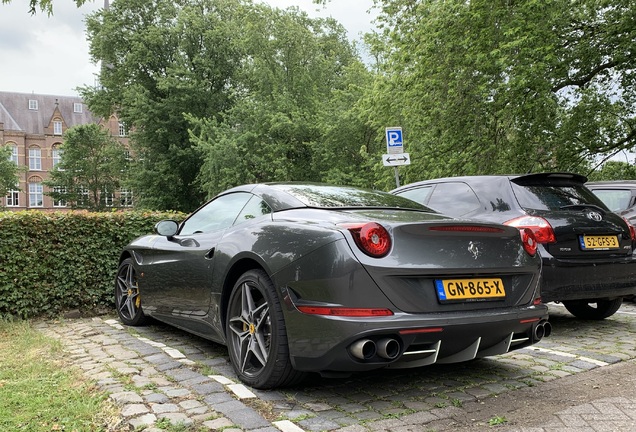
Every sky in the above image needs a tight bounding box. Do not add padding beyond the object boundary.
[0,0,378,97]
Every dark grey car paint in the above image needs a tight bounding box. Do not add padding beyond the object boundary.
[121,183,547,376]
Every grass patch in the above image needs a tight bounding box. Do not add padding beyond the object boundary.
[0,320,120,431]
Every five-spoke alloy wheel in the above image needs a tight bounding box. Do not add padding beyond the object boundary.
[115,257,148,326]
[226,269,305,389]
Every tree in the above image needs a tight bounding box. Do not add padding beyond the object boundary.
[1,0,88,15]
[189,4,377,197]
[0,146,19,199]
[81,0,245,212]
[367,0,636,183]
[588,161,636,181]
[44,124,128,211]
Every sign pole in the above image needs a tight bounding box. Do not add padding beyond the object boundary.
[384,126,410,187]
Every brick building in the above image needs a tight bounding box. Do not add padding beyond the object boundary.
[0,91,132,210]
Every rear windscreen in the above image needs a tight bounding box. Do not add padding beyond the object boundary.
[590,189,632,212]
[273,184,431,210]
[511,183,609,211]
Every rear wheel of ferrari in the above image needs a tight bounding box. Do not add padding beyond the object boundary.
[226,269,306,389]
[562,298,623,320]
[115,258,148,326]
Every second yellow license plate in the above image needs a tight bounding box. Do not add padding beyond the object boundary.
[435,278,505,302]
[580,235,619,250]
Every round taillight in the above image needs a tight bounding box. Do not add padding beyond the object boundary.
[348,222,392,258]
[520,227,538,257]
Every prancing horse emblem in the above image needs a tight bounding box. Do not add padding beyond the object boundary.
[468,241,481,260]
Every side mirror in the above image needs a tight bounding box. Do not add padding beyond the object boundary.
[154,220,179,237]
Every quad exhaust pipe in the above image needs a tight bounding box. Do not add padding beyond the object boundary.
[350,338,401,361]
[534,320,552,340]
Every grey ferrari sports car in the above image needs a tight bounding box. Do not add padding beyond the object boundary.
[115,183,549,389]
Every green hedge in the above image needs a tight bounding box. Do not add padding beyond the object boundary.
[0,210,186,319]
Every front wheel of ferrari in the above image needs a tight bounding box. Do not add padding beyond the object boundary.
[226,269,306,389]
[115,257,148,326]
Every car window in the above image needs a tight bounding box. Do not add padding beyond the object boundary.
[590,189,633,212]
[180,192,252,235]
[427,182,481,217]
[394,186,434,205]
[234,196,272,226]
[511,183,607,211]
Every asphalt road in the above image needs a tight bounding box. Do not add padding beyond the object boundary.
[37,300,636,431]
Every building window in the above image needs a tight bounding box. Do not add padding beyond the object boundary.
[29,182,43,207]
[6,189,19,207]
[120,188,133,207]
[28,99,38,110]
[118,122,127,137]
[7,145,18,165]
[28,147,42,170]
[103,191,115,207]
[79,187,90,207]
[73,103,83,113]
[52,146,63,168]
[53,187,67,208]
[53,121,63,135]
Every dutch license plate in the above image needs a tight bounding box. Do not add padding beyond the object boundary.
[435,278,505,302]
[579,235,620,250]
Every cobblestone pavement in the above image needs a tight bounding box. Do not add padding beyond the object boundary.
[35,301,636,432]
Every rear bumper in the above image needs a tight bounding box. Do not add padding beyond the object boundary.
[283,305,549,373]
[541,255,636,302]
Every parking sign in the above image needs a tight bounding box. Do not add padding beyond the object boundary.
[385,127,403,154]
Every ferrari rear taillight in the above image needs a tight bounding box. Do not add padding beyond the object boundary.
[504,215,556,244]
[343,222,392,258]
[622,217,636,242]
[428,225,504,233]
[296,306,394,317]
[519,227,538,256]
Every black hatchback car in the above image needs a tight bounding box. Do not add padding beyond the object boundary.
[392,173,636,319]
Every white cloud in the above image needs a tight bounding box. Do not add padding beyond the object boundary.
[0,0,376,97]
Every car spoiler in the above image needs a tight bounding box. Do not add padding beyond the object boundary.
[511,172,588,186]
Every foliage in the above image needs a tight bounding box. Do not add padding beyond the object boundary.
[368,0,636,183]
[81,0,246,212]
[189,4,379,198]
[0,145,19,199]
[588,161,636,181]
[0,210,185,318]
[0,0,87,15]
[43,124,129,211]
[0,320,119,431]
[83,0,381,208]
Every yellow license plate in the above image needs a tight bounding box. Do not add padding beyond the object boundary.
[435,278,505,302]
[580,235,620,250]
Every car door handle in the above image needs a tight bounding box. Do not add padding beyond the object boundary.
[205,248,215,260]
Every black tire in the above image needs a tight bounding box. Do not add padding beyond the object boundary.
[115,257,148,326]
[225,269,306,389]
[562,298,623,320]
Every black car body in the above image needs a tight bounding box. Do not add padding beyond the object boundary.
[586,180,636,225]
[392,173,636,320]
[116,183,548,389]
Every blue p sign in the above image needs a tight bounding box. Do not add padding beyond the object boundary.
[385,127,403,154]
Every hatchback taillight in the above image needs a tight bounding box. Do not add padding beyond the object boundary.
[504,215,556,244]
[342,222,392,258]
[622,217,636,242]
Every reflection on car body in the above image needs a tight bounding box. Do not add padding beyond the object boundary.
[116,183,548,389]
[392,173,636,320]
